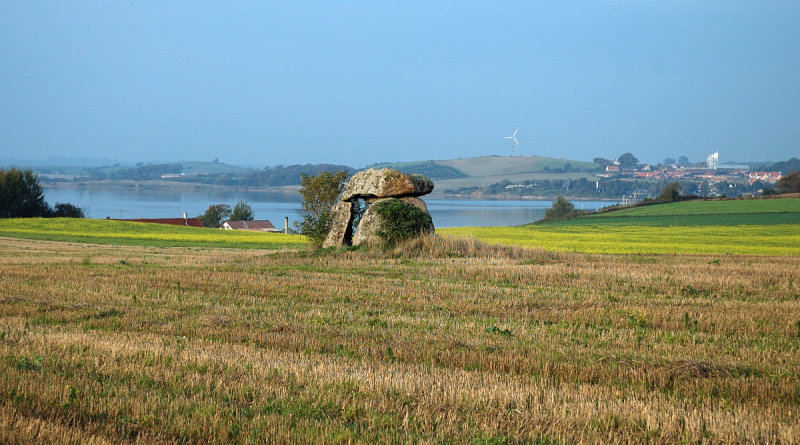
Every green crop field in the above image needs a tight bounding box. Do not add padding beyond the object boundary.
[0,218,305,249]
[596,198,800,217]
[440,198,800,255]
[567,198,800,226]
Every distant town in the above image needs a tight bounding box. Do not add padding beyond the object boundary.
[445,152,796,201]
[599,152,779,185]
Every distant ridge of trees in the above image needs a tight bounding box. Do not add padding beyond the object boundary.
[84,163,184,181]
[82,163,355,187]
[242,164,354,187]
[110,163,183,180]
[758,157,800,174]
[365,161,467,179]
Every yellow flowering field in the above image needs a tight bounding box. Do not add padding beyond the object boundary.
[439,224,800,255]
[0,218,306,249]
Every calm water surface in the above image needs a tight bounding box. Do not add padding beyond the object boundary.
[44,187,615,228]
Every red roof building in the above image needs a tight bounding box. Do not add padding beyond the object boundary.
[221,220,280,232]
[748,172,782,184]
[126,217,204,227]
[635,171,666,179]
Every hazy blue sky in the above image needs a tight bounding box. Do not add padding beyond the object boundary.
[1,1,798,167]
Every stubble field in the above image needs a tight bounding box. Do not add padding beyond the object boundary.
[1,236,798,443]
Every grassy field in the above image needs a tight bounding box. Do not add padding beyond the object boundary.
[0,218,306,249]
[438,155,599,177]
[440,198,800,255]
[594,198,800,217]
[570,198,800,226]
[1,237,798,443]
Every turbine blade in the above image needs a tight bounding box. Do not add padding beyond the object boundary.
[514,137,519,144]
[504,136,512,139]
[513,129,518,137]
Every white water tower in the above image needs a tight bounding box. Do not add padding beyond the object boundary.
[706,152,719,170]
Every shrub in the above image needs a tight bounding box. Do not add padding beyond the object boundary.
[373,198,433,247]
[775,171,800,194]
[0,168,83,218]
[199,204,232,228]
[0,168,49,218]
[230,201,254,221]
[656,182,682,202]
[50,202,85,218]
[542,196,590,222]
[296,170,350,247]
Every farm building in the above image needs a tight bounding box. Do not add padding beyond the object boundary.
[222,220,280,232]
[122,217,203,227]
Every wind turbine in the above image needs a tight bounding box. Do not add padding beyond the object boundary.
[504,129,519,156]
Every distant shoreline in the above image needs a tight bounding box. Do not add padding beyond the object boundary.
[42,179,301,194]
[42,179,623,202]
[440,192,621,202]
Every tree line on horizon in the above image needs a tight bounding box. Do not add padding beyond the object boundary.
[82,163,354,187]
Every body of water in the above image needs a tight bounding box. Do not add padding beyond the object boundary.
[44,186,616,228]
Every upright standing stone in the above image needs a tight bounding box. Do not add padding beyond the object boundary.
[322,200,355,248]
[351,199,388,246]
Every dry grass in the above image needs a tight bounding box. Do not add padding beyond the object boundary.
[375,233,561,261]
[1,236,799,443]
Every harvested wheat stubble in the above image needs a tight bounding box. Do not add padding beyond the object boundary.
[1,237,798,443]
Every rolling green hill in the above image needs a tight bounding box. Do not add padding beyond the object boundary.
[174,161,249,175]
[374,155,602,194]
[439,155,598,177]
[553,197,800,226]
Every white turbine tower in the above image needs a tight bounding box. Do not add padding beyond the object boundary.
[504,129,519,156]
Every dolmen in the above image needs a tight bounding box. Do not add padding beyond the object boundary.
[323,168,434,247]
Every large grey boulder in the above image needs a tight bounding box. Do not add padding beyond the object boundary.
[352,197,433,246]
[322,200,355,248]
[341,168,434,201]
[323,168,435,247]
